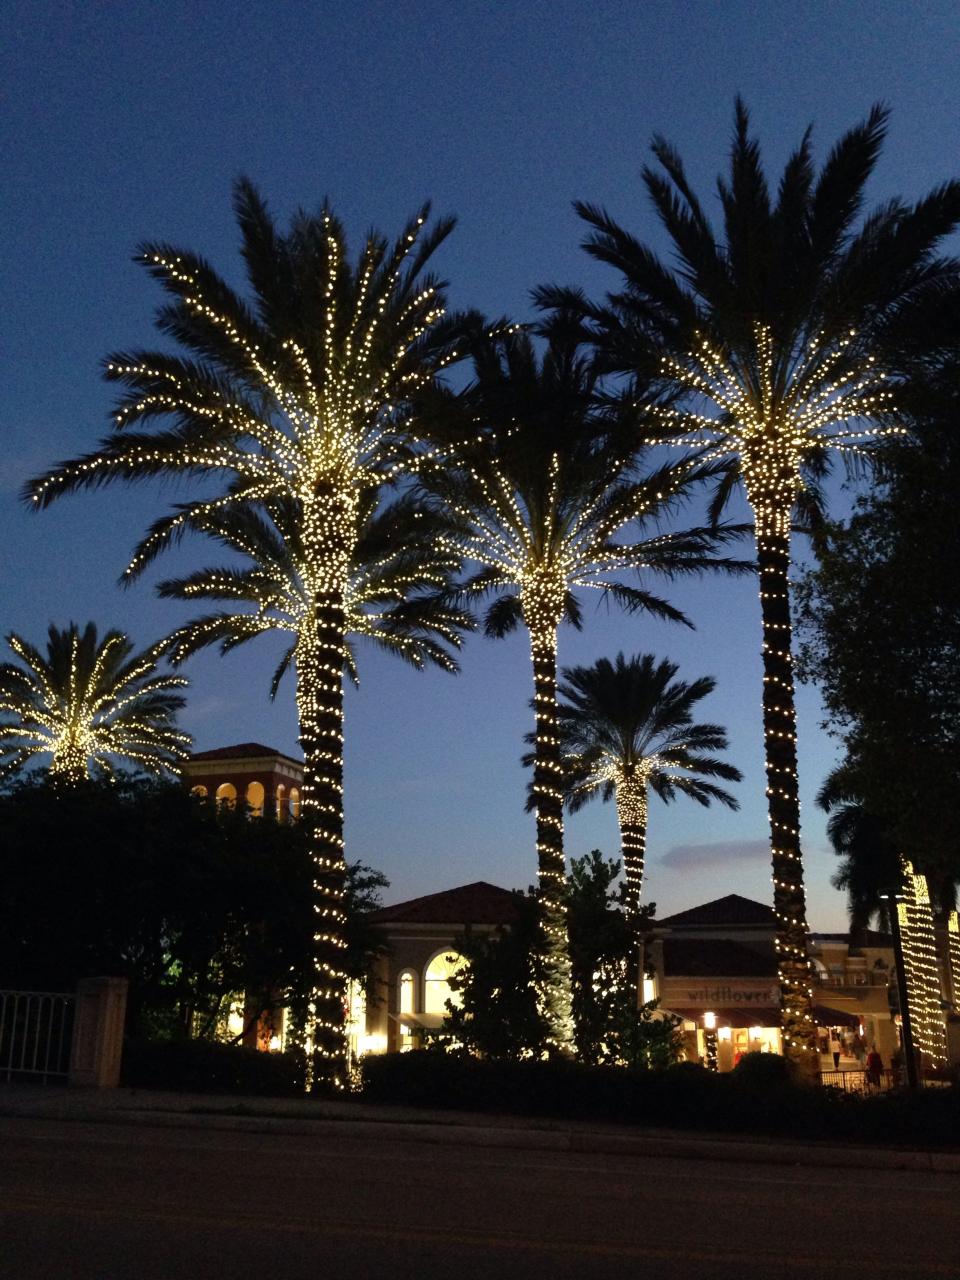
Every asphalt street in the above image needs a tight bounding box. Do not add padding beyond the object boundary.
[0,1116,957,1279]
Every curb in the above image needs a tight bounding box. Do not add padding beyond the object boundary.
[2,1098,958,1173]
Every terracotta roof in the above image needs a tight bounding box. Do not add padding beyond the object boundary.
[658,894,777,929]
[367,881,519,926]
[187,742,302,764]
[662,937,778,978]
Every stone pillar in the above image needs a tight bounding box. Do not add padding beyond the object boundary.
[69,977,128,1088]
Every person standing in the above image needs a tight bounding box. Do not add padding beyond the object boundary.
[866,1047,883,1088]
[830,1034,842,1070]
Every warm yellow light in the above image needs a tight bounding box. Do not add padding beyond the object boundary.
[703,1010,717,1030]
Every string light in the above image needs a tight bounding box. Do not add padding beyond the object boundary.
[30,200,459,1089]
[898,860,948,1065]
[639,324,900,1064]
[0,624,190,785]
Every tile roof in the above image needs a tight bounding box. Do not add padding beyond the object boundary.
[187,742,302,764]
[662,937,778,978]
[367,881,519,926]
[658,894,777,929]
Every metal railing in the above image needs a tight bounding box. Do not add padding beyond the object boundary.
[819,1067,895,1093]
[0,989,75,1082]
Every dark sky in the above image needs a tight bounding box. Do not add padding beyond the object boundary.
[3,0,958,924]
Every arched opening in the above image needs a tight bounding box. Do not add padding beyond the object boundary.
[275,783,287,822]
[398,970,417,1052]
[289,787,301,820]
[190,785,208,798]
[423,951,466,1016]
[245,780,265,818]
[215,782,237,808]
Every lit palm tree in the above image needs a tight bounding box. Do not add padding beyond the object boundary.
[544,653,740,919]
[28,181,463,1086]
[156,493,473,685]
[541,101,960,1063]
[418,323,744,1049]
[0,622,190,785]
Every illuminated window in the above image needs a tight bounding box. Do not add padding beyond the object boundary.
[190,785,208,798]
[423,951,466,1015]
[398,970,417,1052]
[215,782,236,808]
[399,971,416,1014]
[245,780,264,817]
[275,783,287,821]
[289,787,300,819]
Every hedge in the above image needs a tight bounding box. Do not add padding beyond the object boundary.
[360,1051,960,1148]
[122,1038,306,1096]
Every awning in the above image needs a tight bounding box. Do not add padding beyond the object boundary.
[665,1007,780,1029]
[394,1012,445,1029]
[813,1003,861,1029]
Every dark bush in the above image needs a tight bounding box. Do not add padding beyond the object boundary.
[122,1039,306,1096]
[732,1051,799,1088]
[360,1051,960,1148]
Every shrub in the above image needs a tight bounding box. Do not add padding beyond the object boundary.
[360,1051,960,1147]
[122,1038,306,1096]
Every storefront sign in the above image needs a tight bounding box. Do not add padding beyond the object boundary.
[661,979,778,1007]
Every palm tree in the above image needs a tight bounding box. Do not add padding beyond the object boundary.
[28,181,462,1086]
[0,622,190,785]
[155,492,473,686]
[418,323,744,1049]
[546,653,740,919]
[541,101,960,1064]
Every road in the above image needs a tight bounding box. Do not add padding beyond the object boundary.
[0,1116,957,1279]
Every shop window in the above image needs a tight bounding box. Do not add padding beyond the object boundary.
[215,782,237,808]
[275,784,287,821]
[423,951,466,1016]
[289,787,301,819]
[190,785,208,798]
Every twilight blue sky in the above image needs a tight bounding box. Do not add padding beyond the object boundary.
[3,1,958,924]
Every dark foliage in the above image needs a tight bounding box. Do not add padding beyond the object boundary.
[361,1051,960,1148]
[122,1038,306,1095]
[0,774,386,1039]
[797,414,960,910]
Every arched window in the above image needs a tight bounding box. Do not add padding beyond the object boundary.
[398,970,417,1052]
[245,780,264,817]
[190,785,208,798]
[289,787,301,820]
[275,784,287,822]
[399,970,416,1015]
[215,782,237,808]
[423,951,466,1016]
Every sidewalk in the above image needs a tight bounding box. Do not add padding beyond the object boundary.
[2,1082,958,1174]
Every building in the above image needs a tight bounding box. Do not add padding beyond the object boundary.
[650,894,900,1069]
[360,882,519,1055]
[180,742,303,820]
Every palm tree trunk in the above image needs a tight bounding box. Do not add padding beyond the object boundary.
[754,508,817,1071]
[616,778,648,1004]
[296,606,349,1089]
[529,623,575,1052]
[295,480,356,1090]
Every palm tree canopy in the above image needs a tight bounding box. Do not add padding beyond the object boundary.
[817,765,901,932]
[155,492,475,691]
[538,100,960,525]
[28,179,463,574]
[0,622,190,782]
[415,321,748,638]
[527,652,742,812]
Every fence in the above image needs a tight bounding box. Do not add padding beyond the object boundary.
[0,989,75,1083]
